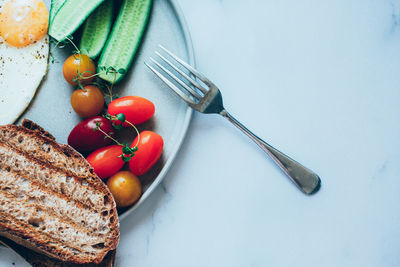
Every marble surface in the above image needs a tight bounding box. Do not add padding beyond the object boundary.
[2,0,400,266]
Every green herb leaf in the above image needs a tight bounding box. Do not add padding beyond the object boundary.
[112,124,122,130]
[122,146,131,154]
[121,154,133,162]
[116,113,125,123]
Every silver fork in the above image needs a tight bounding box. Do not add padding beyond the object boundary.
[145,45,321,195]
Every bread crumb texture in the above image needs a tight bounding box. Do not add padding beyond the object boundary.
[0,120,119,264]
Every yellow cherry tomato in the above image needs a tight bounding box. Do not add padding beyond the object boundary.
[63,54,96,86]
[106,171,142,208]
[70,85,104,118]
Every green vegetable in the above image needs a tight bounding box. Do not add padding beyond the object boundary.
[49,0,105,41]
[50,0,66,24]
[79,0,114,59]
[98,0,152,83]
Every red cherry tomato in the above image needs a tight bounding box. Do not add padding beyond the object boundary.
[87,145,124,179]
[68,116,114,153]
[129,131,164,176]
[108,96,155,126]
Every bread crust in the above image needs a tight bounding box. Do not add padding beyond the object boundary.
[0,119,119,264]
[0,235,116,267]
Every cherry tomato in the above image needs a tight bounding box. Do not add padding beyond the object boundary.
[71,85,104,118]
[68,116,114,153]
[108,96,155,126]
[129,131,163,176]
[63,54,96,86]
[107,171,142,208]
[87,145,124,179]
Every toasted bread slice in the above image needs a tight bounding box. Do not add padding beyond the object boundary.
[0,119,119,264]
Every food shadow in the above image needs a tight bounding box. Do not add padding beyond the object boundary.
[116,117,165,215]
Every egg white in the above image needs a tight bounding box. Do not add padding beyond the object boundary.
[0,0,49,125]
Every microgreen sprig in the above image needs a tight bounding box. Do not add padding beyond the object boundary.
[93,113,141,163]
[97,66,126,102]
[93,122,118,144]
[49,36,72,64]
[50,36,126,102]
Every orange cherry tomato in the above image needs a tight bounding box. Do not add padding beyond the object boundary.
[70,85,104,118]
[87,145,124,180]
[107,96,155,126]
[107,171,142,208]
[63,54,96,86]
[129,131,163,176]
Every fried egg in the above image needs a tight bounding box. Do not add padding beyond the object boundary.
[0,0,49,125]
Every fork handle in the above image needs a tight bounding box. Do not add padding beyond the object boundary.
[220,110,320,195]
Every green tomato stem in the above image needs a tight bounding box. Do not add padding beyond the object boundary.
[96,127,123,146]
[124,120,141,148]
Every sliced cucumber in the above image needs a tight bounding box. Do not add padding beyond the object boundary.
[50,0,66,24]
[98,0,152,83]
[49,0,106,41]
[79,0,114,59]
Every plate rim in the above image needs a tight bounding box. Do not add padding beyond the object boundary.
[119,0,195,221]
[0,0,195,255]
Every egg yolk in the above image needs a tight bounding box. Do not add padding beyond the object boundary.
[0,0,48,47]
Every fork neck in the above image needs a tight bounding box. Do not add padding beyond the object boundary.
[220,110,242,129]
[219,109,228,117]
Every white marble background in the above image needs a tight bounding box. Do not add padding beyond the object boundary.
[2,0,400,266]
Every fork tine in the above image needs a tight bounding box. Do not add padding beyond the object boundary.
[159,45,215,87]
[144,61,196,105]
[155,51,208,94]
[149,57,202,100]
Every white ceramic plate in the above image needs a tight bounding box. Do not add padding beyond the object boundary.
[17,0,194,220]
